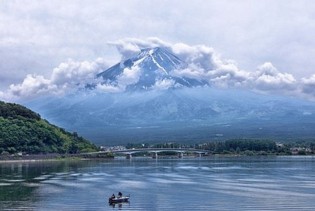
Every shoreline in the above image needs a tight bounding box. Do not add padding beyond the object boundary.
[1,154,314,163]
[0,157,114,163]
[0,153,114,163]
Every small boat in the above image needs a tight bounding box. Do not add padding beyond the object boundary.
[108,195,130,204]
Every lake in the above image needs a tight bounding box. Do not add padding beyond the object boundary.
[1,156,315,210]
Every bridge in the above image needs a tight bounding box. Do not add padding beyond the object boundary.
[107,148,209,159]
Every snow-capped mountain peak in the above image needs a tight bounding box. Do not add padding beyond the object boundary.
[97,47,207,91]
[134,47,184,73]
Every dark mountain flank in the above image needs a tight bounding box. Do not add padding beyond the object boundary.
[0,101,97,154]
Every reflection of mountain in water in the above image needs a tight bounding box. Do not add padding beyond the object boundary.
[0,161,97,210]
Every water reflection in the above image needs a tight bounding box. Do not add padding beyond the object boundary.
[109,202,130,209]
[0,157,315,210]
[0,160,105,210]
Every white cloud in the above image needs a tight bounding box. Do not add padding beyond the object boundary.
[208,67,251,88]
[94,65,143,93]
[8,74,53,98]
[51,58,107,87]
[1,58,108,100]
[1,0,315,93]
[108,37,172,60]
[153,79,176,90]
[117,66,142,88]
[301,75,315,97]
[172,43,217,71]
[3,37,315,101]
[253,62,297,91]
[96,83,121,93]
[171,66,205,80]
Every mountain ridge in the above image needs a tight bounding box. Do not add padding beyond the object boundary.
[0,101,98,154]
[24,87,315,145]
[96,47,208,91]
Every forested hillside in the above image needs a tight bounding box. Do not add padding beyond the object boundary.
[0,101,98,154]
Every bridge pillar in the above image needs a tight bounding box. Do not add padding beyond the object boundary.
[126,154,132,159]
[178,152,184,158]
[152,152,158,159]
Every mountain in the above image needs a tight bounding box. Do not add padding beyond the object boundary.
[0,101,98,154]
[20,47,315,146]
[25,88,315,146]
[97,47,207,90]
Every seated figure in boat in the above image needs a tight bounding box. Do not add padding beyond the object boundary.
[118,192,122,198]
[111,194,115,199]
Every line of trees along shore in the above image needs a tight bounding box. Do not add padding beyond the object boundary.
[196,140,315,155]
[126,139,315,155]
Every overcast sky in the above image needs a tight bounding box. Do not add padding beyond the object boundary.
[1,0,315,100]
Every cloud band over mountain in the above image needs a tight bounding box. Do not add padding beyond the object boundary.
[0,37,314,101]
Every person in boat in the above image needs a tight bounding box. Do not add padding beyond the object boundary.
[118,192,122,198]
[111,194,115,199]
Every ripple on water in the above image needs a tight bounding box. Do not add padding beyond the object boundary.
[0,183,12,186]
[2,179,25,183]
[22,182,41,187]
[211,166,246,170]
[108,180,146,189]
[209,180,315,199]
[33,174,53,180]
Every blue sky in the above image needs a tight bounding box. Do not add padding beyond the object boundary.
[1,0,315,100]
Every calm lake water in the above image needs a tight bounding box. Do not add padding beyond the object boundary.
[1,156,315,210]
